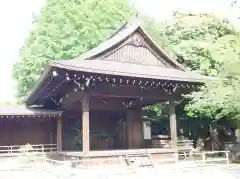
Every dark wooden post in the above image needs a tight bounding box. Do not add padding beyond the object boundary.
[169,100,177,148]
[57,117,63,152]
[126,108,144,149]
[50,119,53,145]
[82,93,90,154]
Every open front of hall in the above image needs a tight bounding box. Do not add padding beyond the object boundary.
[0,22,210,163]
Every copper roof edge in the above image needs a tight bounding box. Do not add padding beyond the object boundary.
[25,65,52,105]
[49,60,210,83]
[0,105,62,116]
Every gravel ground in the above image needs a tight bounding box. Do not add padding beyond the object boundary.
[142,165,240,179]
[0,159,239,179]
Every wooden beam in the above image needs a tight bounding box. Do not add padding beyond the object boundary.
[63,94,164,111]
[169,100,177,149]
[90,84,182,100]
[82,93,90,154]
[61,83,185,109]
[57,117,63,152]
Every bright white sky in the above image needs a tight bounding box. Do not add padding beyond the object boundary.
[0,0,238,103]
[135,0,238,21]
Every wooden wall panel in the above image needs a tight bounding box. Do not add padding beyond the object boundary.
[62,111,124,151]
[0,119,53,146]
[90,112,120,150]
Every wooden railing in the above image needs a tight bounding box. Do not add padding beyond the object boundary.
[0,144,57,154]
[175,150,230,165]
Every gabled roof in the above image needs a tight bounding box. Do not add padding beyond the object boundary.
[70,22,186,71]
[46,22,210,82]
[25,21,212,106]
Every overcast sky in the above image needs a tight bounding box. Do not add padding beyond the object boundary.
[135,0,238,20]
[0,0,44,102]
[0,0,238,103]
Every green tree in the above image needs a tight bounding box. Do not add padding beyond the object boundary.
[141,13,239,119]
[185,36,240,120]
[13,0,134,102]
[144,12,236,76]
[139,13,240,143]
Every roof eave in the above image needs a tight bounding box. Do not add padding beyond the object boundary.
[0,106,63,117]
[25,65,52,105]
[49,61,209,84]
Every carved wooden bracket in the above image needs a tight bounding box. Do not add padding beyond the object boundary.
[127,34,146,47]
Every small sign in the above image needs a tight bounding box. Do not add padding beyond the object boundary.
[143,121,151,139]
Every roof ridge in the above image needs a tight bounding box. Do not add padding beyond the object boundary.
[107,15,141,39]
[74,23,138,61]
[107,22,129,39]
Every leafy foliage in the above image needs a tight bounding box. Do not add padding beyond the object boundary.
[145,13,236,76]
[142,13,240,121]
[186,46,240,120]
[13,0,134,102]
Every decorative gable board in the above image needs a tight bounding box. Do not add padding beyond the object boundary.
[101,31,172,68]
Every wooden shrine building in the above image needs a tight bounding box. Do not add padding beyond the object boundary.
[19,22,210,158]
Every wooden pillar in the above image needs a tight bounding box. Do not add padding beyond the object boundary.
[169,100,177,148]
[50,119,53,145]
[57,118,63,152]
[82,93,90,154]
